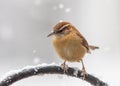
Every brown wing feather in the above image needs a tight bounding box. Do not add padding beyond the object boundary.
[77,33,91,53]
[71,25,90,53]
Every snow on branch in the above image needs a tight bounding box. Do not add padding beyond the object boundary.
[0,64,108,86]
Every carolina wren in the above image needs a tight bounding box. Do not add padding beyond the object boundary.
[47,21,99,79]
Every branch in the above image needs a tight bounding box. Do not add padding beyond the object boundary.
[0,64,108,86]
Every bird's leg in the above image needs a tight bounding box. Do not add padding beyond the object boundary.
[61,60,68,73]
[81,59,87,79]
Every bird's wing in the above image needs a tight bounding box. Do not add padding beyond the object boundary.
[79,34,91,53]
[71,25,99,53]
[76,32,91,53]
[77,33,99,53]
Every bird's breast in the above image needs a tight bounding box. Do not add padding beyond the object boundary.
[52,33,87,62]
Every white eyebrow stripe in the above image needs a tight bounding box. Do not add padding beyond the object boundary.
[59,24,70,31]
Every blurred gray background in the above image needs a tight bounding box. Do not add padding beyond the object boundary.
[0,0,120,86]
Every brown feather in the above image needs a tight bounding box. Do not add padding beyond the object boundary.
[53,22,70,32]
[52,21,98,54]
[89,45,99,50]
[76,33,91,53]
[70,25,90,53]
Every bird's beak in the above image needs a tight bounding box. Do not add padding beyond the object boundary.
[47,31,55,37]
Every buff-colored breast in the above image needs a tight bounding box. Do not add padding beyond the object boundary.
[52,32,87,62]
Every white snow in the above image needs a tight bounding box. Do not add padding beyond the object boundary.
[33,57,40,64]
[59,20,63,22]
[53,3,71,14]
[0,69,21,82]
[48,62,56,66]
[58,3,64,9]
[0,63,57,82]
[12,74,91,86]
[65,8,71,13]
[73,67,79,77]
[33,68,38,74]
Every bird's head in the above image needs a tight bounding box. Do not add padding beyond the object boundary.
[47,21,72,38]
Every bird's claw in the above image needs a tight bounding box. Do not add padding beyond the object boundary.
[60,63,68,73]
[81,67,87,80]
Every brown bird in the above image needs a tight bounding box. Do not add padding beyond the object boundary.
[47,21,99,79]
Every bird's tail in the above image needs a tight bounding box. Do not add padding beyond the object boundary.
[89,45,99,50]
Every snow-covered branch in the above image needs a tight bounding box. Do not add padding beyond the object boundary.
[0,64,108,86]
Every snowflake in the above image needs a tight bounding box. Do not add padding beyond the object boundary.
[33,57,40,64]
[65,8,71,13]
[59,3,64,9]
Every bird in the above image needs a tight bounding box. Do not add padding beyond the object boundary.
[47,21,99,79]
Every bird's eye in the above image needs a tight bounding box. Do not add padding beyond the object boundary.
[57,24,70,33]
[58,27,66,33]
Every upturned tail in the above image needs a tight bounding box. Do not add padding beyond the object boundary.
[89,45,99,50]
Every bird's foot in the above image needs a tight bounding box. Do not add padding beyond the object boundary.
[81,67,87,80]
[60,63,68,73]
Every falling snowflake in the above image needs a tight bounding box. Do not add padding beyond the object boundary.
[33,49,37,54]
[65,8,71,13]
[33,57,40,64]
[59,20,63,22]
[58,3,64,9]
